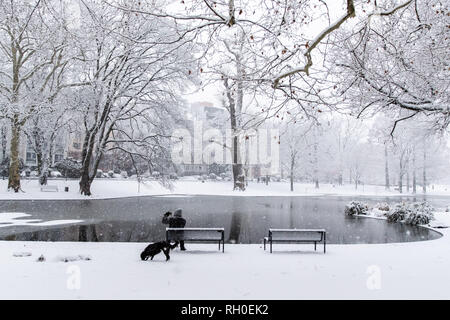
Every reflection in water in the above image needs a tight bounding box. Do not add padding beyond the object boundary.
[78,225,99,242]
[78,225,87,242]
[228,211,242,243]
[0,195,445,244]
[289,199,294,229]
[9,221,164,242]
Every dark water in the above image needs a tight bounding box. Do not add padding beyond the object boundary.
[0,195,446,244]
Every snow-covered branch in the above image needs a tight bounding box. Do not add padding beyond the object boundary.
[272,0,356,88]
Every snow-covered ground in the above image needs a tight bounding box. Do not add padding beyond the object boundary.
[1,178,449,200]
[2,178,449,299]
[0,212,449,299]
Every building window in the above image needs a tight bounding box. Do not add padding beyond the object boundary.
[54,154,64,163]
[26,152,36,163]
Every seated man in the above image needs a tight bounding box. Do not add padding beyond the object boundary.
[162,208,187,251]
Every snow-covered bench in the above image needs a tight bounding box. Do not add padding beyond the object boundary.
[166,227,225,252]
[264,229,326,253]
[40,185,59,192]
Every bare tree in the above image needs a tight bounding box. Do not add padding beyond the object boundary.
[107,0,359,114]
[23,98,74,185]
[0,1,75,191]
[73,1,196,195]
[384,143,390,190]
[422,138,427,194]
[330,0,449,134]
[280,119,314,192]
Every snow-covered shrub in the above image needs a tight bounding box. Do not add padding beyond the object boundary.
[376,203,390,212]
[386,203,410,222]
[386,202,434,225]
[411,201,434,215]
[404,202,434,225]
[58,255,92,263]
[54,159,81,178]
[368,203,390,217]
[370,208,387,218]
[345,201,369,216]
[12,252,32,257]
[1,157,24,177]
[96,169,107,178]
[404,211,433,225]
[208,173,217,180]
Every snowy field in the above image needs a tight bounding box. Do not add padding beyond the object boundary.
[0,212,449,300]
[1,178,449,299]
[1,178,450,200]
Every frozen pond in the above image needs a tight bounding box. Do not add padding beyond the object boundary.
[0,195,446,244]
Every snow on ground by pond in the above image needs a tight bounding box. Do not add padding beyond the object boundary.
[1,178,449,299]
[0,212,449,299]
[1,178,450,200]
[0,218,446,299]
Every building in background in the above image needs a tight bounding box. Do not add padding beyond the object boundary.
[0,129,84,169]
[177,101,230,177]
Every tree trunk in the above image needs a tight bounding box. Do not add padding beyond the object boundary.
[79,171,92,196]
[338,134,343,186]
[224,75,244,191]
[80,147,104,196]
[290,155,294,192]
[234,52,245,191]
[423,144,427,194]
[406,157,410,193]
[231,129,243,190]
[1,125,6,161]
[8,121,21,192]
[313,134,319,189]
[232,163,243,189]
[36,151,43,176]
[38,142,52,186]
[384,143,390,190]
[412,148,416,194]
[39,155,50,186]
[79,132,95,196]
[398,160,403,194]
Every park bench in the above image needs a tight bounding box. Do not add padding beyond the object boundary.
[166,227,225,252]
[40,185,59,192]
[264,229,326,253]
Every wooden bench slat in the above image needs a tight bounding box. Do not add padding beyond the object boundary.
[166,227,225,252]
[265,228,327,253]
[40,185,59,192]
[269,228,326,232]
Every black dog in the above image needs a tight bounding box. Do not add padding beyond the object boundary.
[140,241,177,261]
